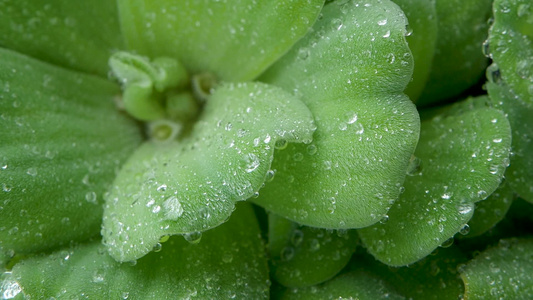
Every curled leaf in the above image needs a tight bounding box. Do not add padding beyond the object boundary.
[102,82,315,261]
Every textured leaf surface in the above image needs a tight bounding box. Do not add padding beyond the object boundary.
[461,238,533,300]
[2,204,269,299]
[0,48,142,261]
[392,0,437,101]
[0,0,124,77]
[418,0,492,105]
[117,0,324,81]
[280,270,404,300]
[268,213,357,288]
[488,0,533,107]
[359,98,512,266]
[350,246,467,300]
[488,82,533,202]
[254,0,420,229]
[102,82,315,261]
[462,181,514,238]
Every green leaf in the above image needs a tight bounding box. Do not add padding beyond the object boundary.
[359,97,512,266]
[253,0,420,229]
[268,213,358,288]
[280,270,404,300]
[0,48,142,261]
[461,180,514,238]
[117,0,325,81]
[392,0,438,102]
[417,0,492,106]
[487,81,533,202]
[0,0,124,77]
[460,238,533,299]
[102,82,315,262]
[488,0,533,107]
[350,246,467,300]
[1,203,269,299]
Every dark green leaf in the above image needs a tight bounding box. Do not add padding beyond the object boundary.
[0,0,124,77]
[488,0,533,107]
[460,238,533,299]
[0,48,142,262]
[359,97,512,266]
[268,213,358,288]
[392,0,438,101]
[280,270,404,300]
[417,0,492,105]
[1,203,269,299]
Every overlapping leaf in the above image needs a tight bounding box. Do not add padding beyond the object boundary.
[268,213,358,288]
[117,0,325,81]
[0,0,124,77]
[392,0,437,101]
[1,204,269,299]
[254,0,420,229]
[359,97,512,266]
[0,48,142,263]
[488,0,533,107]
[102,82,315,261]
[460,238,533,299]
[350,246,467,300]
[417,0,492,105]
[486,0,533,202]
[280,270,403,300]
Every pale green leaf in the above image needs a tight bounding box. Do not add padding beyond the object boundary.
[0,0,124,77]
[102,82,315,261]
[253,0,420,229]
[0,49,142,262]
[117,0,325,81]
[1,204,269,299]
[359,97,512,266]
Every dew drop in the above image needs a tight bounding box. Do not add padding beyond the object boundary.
[309,239,320,252]
[152,242,162,252]
[440,238,454,248]
[379,215,389,224]
[156,184,167,193]
[459,224,470,235]
[152,205,161,213]
[183,231,202,244]
[163,196,183,220]
[291,229,304,247]
[85,191,97,204]
[406,155,422,176]
[26,168,37,176]
[265,170,276,182]
[0,273,22,299]
[274,139,288,150]
[281,246,295,261]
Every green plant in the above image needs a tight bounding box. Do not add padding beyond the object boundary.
[1,0,532,299]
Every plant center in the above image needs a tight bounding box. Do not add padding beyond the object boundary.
[109,52,216,142]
